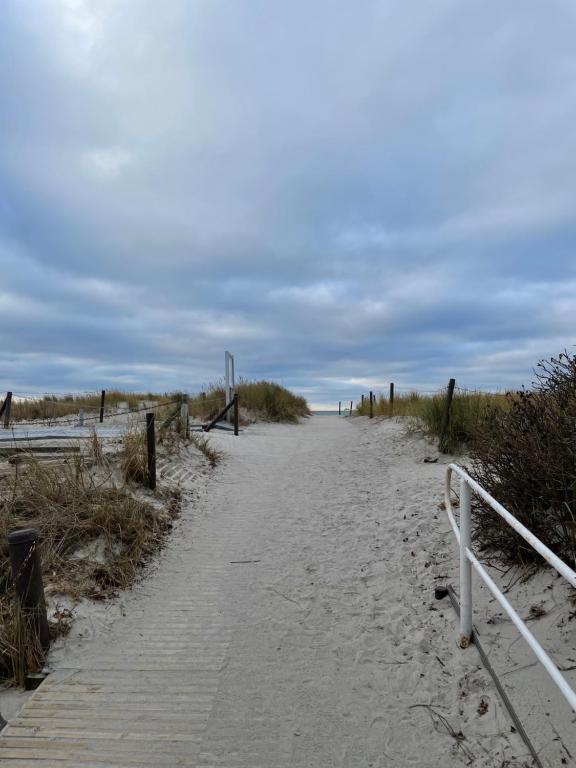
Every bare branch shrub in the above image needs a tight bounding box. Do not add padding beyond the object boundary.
[469,352,576,566]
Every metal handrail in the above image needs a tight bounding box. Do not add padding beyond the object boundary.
[445,463,576,713]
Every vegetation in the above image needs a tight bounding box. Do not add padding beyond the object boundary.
[7,381,309,426]
[188,379,310,424]
[469,353,576,566]
[356,351,576,568]
[356,389,508,452]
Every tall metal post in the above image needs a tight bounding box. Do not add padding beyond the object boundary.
[180,395,189,439]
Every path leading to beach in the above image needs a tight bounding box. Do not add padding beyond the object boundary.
[0,417,556,766]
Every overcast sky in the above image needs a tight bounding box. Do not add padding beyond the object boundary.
[1,1,575,407]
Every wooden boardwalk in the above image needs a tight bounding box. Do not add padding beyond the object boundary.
[0,579,234,766]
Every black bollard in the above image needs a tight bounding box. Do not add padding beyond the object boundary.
[8,528,50,652]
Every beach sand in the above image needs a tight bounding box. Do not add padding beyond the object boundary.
[1,415,574,766]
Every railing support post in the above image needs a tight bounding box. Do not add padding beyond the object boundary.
[234,393,239,436]
[146,413,157,490]
[459,478,472,648]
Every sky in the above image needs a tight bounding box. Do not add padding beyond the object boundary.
[1,1,576,408]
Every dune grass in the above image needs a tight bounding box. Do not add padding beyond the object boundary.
[188,379,310,424]
[356,389,509,452]
[8,382,309,425]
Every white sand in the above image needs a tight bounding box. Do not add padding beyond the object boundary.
[2,415,575,766]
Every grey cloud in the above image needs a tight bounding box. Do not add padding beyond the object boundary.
[1,1,576,405]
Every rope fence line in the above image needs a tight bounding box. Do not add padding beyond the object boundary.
[6,390,227,428]
[12,399,184,427]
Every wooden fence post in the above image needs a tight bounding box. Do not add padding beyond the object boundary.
[361,394,364,406]
[8,528,50,654]
[369,391,373,419]
[146,413,157,490]
[389,383,394,416]
[338,401,341,416]
[234,393,239,436]
[350,400,353,416]
[99,390,106,423]
[3,392,12,429]
[439,378,456,451]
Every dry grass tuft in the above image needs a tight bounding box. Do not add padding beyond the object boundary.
[190,433,222,468]
[121,430,148,485]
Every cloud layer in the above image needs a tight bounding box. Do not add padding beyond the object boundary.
[1,1,576,405]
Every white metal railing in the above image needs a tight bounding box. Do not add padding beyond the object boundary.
[445,463,576,713]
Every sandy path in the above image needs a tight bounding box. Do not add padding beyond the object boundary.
[0,416,561,766]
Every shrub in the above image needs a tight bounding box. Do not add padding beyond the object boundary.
[469,352,576,566]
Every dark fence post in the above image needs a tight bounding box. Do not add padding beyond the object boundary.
[439,378,456,451]
[349,400,353,416]
[389,382,394,416]
[8,528,50,653]
[369,391,374,419]
[99,390,106,423]
[361,394,364,406]
[3,391,12,429]
[234,393,239,436]
[338,401,341,416]
[146,413,157,490]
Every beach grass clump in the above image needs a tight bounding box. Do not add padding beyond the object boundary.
[121,430,149,484]
[189,433,222,468]
[188,379,310,424]
[469,352,576,566]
